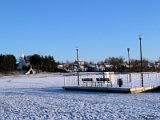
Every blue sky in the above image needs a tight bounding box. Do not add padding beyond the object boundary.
[0,0,160,62]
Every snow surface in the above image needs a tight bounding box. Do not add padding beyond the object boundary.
[0,73,159,120]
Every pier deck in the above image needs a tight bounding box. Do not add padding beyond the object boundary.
[63,86,160,94]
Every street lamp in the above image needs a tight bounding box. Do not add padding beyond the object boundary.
[127,48,131,83]
[139,35,143,87]
[76,47,80,86]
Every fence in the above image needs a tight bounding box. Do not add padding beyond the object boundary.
[63,72,160,88]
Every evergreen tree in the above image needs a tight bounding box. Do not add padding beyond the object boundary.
[0,54,16,73]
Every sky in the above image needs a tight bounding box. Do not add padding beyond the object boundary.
[0,0,160,62]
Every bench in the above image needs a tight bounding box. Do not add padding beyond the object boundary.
[82,78,93,86]
[96,78,112,87]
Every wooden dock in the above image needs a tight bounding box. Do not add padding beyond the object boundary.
[63,86,160,94]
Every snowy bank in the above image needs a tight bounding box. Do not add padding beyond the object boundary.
[0,73,159,120]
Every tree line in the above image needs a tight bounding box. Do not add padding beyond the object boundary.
[63,57,160,72]
[102,57,156,72]
[0,55,16,73]
[0,54,160,73]
[0,54,58,73]
[29,54,57,72]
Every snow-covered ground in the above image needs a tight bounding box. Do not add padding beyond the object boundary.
[0,73,159,120]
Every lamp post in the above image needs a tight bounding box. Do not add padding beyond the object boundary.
[127,48,131,83]
[139,35,144,87]
[76,47,80,86]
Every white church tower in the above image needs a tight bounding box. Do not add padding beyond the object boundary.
[17,54,27,70]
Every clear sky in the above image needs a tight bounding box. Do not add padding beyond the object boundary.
[0,0,160,62]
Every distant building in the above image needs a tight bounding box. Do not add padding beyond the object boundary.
[75,60,86,71]
[87,64,98,72]
[17,54,36,74]
[98,64,105,71]
[154,62,160,68]
[17,54,29,70]
[25,66,36,75]
[57,65,64,69]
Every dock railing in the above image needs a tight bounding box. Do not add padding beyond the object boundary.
[63,72,160,88]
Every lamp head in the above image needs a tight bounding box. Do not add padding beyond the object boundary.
[139,34,142,40]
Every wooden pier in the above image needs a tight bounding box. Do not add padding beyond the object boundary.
[63,86,160,94]
[63,72,160,94]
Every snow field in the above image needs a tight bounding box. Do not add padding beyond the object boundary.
[0,73,159,120]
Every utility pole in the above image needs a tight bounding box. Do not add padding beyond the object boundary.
[76,47,80,86]
[127,48,131,83]
[139,35,144,87]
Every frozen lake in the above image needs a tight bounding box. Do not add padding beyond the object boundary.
[0,73,159,120]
